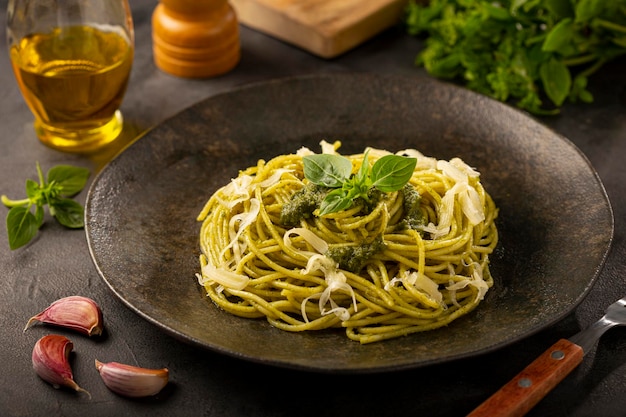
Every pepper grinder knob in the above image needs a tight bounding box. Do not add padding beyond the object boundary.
[152,0,240,78]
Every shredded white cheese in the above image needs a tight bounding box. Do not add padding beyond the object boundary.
[301,254,356,322]
[258,168,292,188]
[284,227,357,322]
[385,270,443,305]
[320,140,339,154]
[205,167,295,289]
[420,157,485,238]
[197,262,249,291]
[446,261,489,302]
[397,149,438,170]
[365,147,392,158]
[450,157,480,178]
[296,146,314,156]
[283,228,329,255]
[218,175,254,209]
[297,139,340,157]
[220,198,260,261]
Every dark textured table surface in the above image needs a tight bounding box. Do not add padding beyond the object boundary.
[2,1,626,416]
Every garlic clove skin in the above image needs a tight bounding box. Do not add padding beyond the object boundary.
[95,360,169,398]
[32,335,90,397]
[24,296,104,337]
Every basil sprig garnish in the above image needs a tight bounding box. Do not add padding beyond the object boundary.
[303,151,417,216]
[2,162,90,250]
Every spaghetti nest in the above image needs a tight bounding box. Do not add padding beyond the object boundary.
[196,142,499,344]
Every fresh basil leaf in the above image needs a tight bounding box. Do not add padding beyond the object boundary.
[575,0,602,23]
[318,188,352,216]
[355,150,370,184]
[25,179,40,199]
[51,198,85,228]
[526,43,550,76]
[510,0,528,14]
[371,155,417,193]
[540,57,571,106]
[406,3,442,36]
[542,18,574,52]
[301,150,418,216]
[6,206,40,250]
[303,154,352,188]
[484,2,511,21]
[570,75,594,103]
[2,162,91,249]
[429,53,462,79]
[47,165,90,196]
[34,204,44,226]
[579,90,594,103]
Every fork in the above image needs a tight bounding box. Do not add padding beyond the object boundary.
[467,296,626,417]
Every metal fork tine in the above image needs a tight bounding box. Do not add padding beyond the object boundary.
[569,296,626,354]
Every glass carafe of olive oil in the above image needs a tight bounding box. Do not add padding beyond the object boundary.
[6,0,134,153]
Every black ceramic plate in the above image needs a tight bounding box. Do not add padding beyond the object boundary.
[85,73,613,373]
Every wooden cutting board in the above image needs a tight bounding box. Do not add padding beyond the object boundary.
[230,0,409,58]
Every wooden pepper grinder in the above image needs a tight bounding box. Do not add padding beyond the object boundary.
[152,0,240,78]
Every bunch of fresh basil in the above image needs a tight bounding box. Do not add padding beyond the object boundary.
[405,0,626,115]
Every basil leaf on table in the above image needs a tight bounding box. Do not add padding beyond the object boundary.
[48,165,90,196]
[6,206,39,250]
[540,57,572,106]
[2,163,90,250]
[50,198,86,229]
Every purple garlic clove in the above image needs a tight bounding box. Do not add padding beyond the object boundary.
[32,335,90,397]
[95,359,169,398]
[24,296,103,336]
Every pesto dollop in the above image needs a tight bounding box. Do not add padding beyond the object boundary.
[280,184,384,227]
[325,236,386,273]
[279,183,326,227]
[398,184,425,230]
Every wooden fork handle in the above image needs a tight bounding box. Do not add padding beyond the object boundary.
[467,338,584,417]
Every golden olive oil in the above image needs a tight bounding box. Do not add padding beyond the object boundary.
[10,25,133,153]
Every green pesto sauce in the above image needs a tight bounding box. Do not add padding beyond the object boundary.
[398,183,425,230]
[325,236,386,273]
[280,184,384,227]
[362,187,383,213]
[280,184,424,273]
[279,183,326,227]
